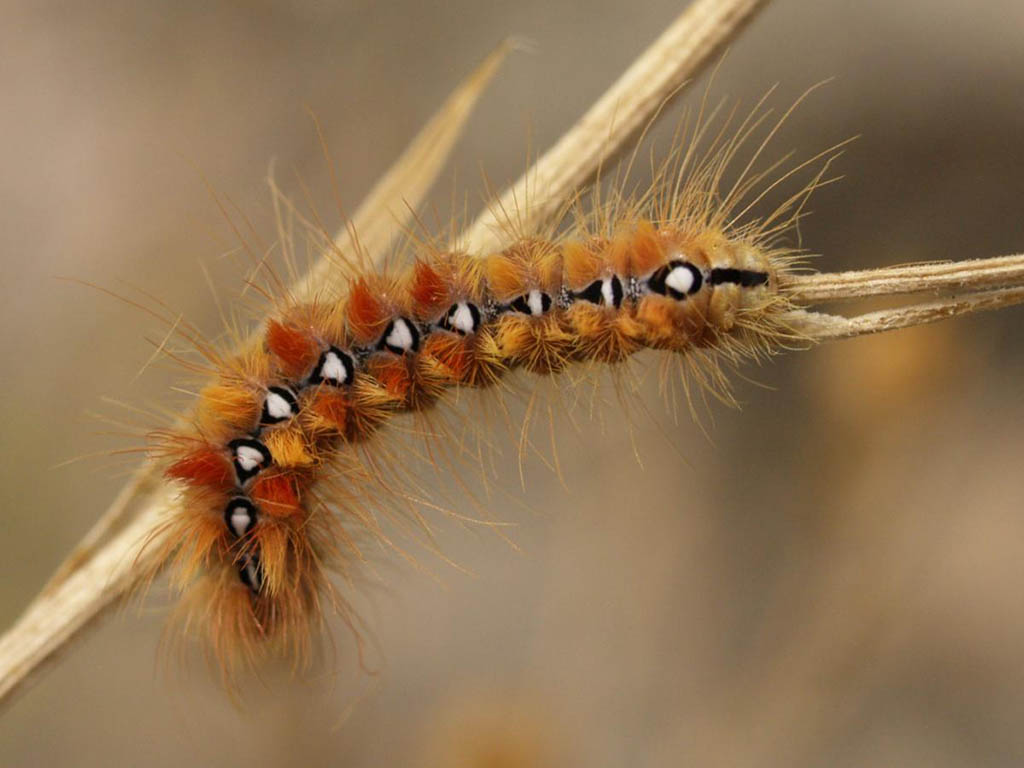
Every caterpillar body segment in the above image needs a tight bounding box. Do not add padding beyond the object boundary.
[154,214,787,673]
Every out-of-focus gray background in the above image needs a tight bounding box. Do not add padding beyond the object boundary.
[2,1,1024,765]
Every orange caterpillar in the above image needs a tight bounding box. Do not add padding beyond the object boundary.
[150,113,826,678]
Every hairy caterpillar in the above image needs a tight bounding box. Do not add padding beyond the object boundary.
[7,2,1024,766]
[147,89,836,681]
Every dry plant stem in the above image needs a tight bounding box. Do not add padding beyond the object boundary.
[0,0,772,708]
[299,41,514,300]
[462,0,770,253]
[788,286,1024,340]
[0,484,177,706]
[783,253,1024,303]
[782,253,1024,339]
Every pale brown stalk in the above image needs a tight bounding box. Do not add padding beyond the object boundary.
[462,0,770,253]
[781,255,1024,339]
[788,286,1024,340]
[784,254,1024,304]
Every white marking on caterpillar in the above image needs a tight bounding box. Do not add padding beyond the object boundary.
[235,445,264,473]
[384,318,417,352]
[227,438,271,484]
[509,290,552,316]
[665,265,696,296]
[449,302,477,334]
[227,500,255,538]
[600,278,616,306]
[319,350,348,384]
[264,390,295,421]
[526,289,545,316]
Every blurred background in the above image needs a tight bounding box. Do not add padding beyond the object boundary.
[2,0,1024,765]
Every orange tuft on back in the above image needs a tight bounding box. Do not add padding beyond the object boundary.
[424,333,470,381]
[562,239,604,288]
[305,389,349,434]
[263,427,315,468]
[266,320,319,379]
[166,447,233,488]
[368,355,412,400]
[346,279,388,342]
[250,471,302,518]
[410,261,449,317]
[196,383,260,436]
[485,253,528,300]
[629,220,666,275]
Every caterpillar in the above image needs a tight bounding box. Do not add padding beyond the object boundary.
[146,87,834,683]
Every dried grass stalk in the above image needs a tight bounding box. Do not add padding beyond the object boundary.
[463,0,770,253]
[784,254,1024,304]
[788,285,1024,340]
[782,255,1024,338]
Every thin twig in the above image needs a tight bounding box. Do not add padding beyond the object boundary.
[299,41,516,299]
[783,254,1024,304]
[0,484,177,707]
[787,285,1024,340]
[780,253,1024,339]
[463,0,771,253]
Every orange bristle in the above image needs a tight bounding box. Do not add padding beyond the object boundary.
[196,382,260,437]
[484,252,528,300]
[367,355,413,401]
[410,260,449,318]
[423,332,503,387]
[263,426,316,468]
[628,220,666,276]
[565,303,643,364]
[145,486,232,591]
[562,238,606,288]
[304,389,349,435]
[423,333,471,381]
[250,471,303,518]
[165,447,233,488]
[252,517,295,598]
[266,319,320,379]
[345,279,389,343]
[493,315,574,375]
[345,378,396,440]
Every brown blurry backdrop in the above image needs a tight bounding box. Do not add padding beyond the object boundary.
[2,1,1024,766]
